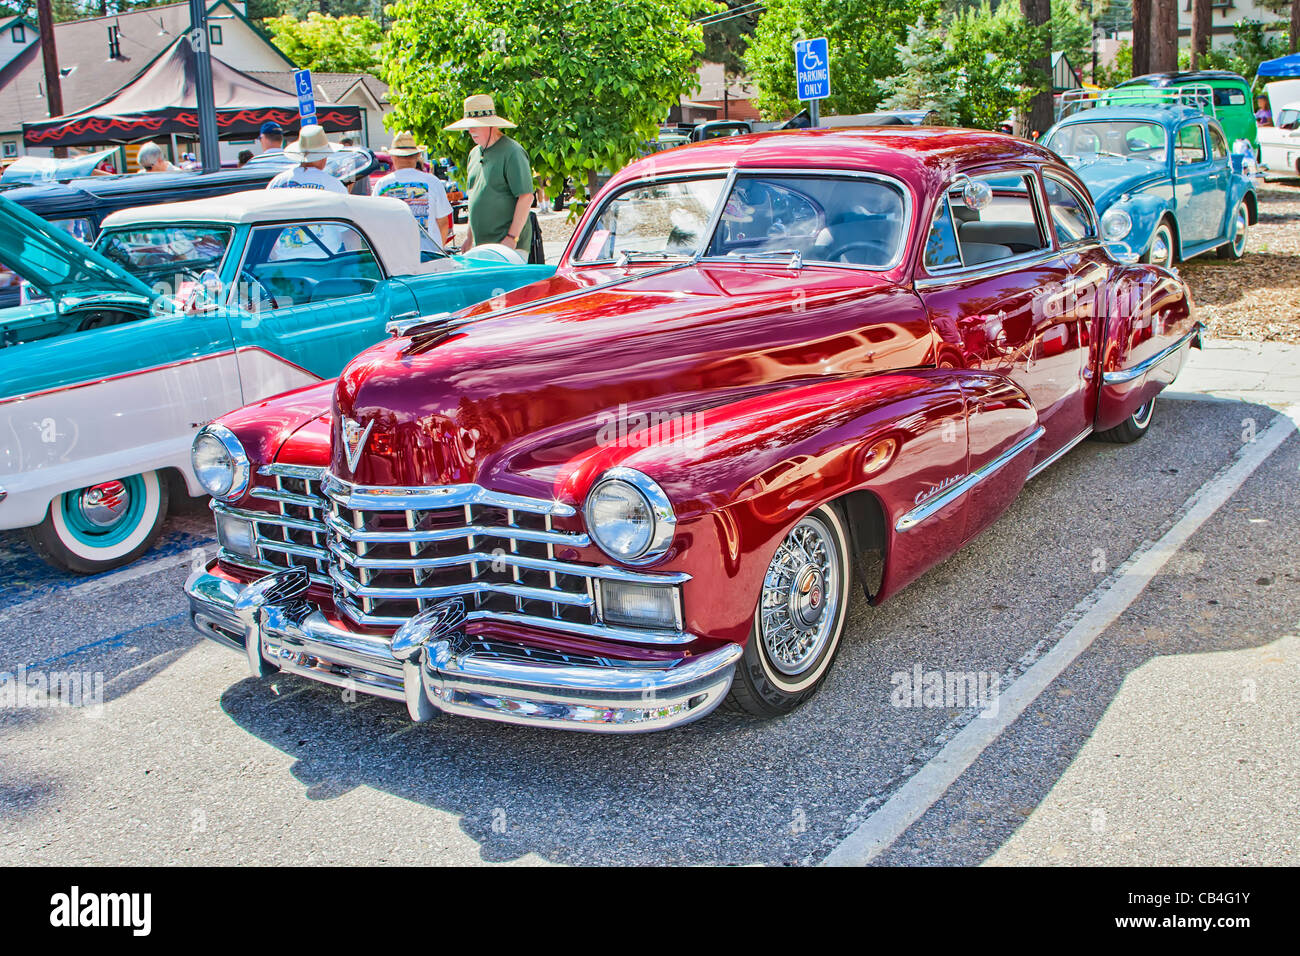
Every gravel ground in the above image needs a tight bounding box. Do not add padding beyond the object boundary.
[1181,178,1300,345]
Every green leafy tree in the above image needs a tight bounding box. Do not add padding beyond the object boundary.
[265,11,382,72]
[876,15,961,120]
[1050,0,1092,73]
[382,0,711,205]
[746,0,941,120]
[947,0,1038,128]
[1186,19,1291,78]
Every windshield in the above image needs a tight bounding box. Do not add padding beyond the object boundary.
[1045,121,1168,163]
[573,173,908,269]
[1279,109,1300,130]
[96,225,233,288]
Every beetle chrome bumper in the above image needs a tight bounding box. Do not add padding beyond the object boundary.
[185,566,740,733]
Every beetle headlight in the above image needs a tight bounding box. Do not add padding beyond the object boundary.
[191,423,250,500]
[1100,207,1133,242]
[584,468,675,564]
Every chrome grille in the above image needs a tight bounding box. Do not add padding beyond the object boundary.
[213,465,694,645]
[325,475,598,629]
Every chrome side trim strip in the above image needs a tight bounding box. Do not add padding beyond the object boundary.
[1027,426,1093,480]
[1101,325,1202,385]
[258,463,327,481]
[894,426,1045,533]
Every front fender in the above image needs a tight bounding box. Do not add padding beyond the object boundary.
[1115,194,1173,259]
[554,371,1038,645]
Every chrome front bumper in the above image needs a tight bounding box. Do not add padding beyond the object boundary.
[186,566,741,733]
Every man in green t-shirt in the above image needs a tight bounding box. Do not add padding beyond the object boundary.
[445,94,534,255]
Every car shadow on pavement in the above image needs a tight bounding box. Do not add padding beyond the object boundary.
[212,399,1295,865]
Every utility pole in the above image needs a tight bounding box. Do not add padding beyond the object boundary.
[35,0,67,158]
[188,0,220,172]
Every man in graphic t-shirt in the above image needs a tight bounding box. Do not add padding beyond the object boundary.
[371,131,454,254]
[265,125,347,194]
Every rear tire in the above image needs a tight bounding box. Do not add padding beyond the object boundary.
[24,470,169,574]
[1216,200,1248,260]
[727,504,853,717]
[1095,396,1155,444]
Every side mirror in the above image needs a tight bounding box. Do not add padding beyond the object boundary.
[962,180,993,211]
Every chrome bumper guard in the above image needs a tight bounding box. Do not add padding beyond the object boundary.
[186,566,741,733]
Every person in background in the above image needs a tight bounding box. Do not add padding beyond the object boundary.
[444,94,534,254]
[265,125,346,193]
[258,121,284,157]
[1255,95,1273,127]
[137,142,178,173]
[237,149,254,167]
[372,131,453,254]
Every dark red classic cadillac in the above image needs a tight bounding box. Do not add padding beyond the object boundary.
[185,128,1199,732]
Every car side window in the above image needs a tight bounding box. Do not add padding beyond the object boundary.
[939,172,1048,269]
[1043,175,1096,245]
[1213,88,1246,107]
[1175,124,1207,164]
[238,221,383,311]
[1208,124,1228,160]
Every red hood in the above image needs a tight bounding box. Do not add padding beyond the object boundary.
[333,263,933,495]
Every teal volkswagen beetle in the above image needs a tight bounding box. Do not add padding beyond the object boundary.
[1042,103,1257,267]
[0,190,554,573]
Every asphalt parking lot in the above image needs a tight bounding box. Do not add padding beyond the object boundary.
[2,347,1296,866]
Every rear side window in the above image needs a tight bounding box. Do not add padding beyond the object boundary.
[1208,124,1228,159]
[1213,88,1246,107]
[1175,125,1207,164]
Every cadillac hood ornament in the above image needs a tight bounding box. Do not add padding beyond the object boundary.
[341,416,374,473]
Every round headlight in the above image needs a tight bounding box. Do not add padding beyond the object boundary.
[584,468,675,564]
[1100,207,1133,242]
[192,423,250,500]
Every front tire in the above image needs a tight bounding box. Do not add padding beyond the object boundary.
[727,504,853,717]
[1142,219,1176,268]
[1217,200,1249,260]
[1095,396,1155,444]
[24,470,169,574]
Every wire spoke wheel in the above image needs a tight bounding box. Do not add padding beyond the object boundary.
[759,517,841,676]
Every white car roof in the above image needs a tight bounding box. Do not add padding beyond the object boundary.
[101,190,423,276]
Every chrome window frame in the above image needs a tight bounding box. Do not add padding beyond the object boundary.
[1041,171,1099,247]
[568,169,735,266]
[568,166,914,274]
[916,165,1057,287]
[697,167,914,273]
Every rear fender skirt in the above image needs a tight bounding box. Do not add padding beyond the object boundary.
[1095,264,1197,433]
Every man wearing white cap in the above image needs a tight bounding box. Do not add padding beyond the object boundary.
[373,131,453,254]
[444,95,534,254]
[266,124,347,194]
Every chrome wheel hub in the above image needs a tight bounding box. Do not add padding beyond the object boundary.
[760,517,840,676]
[1151,232,1170,266]
[79,480,130,527]
[1232,210,1247,254]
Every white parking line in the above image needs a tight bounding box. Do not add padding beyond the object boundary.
[821,404,1300,866]
[0,548,202,625]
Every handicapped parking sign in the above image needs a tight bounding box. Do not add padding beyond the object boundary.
[794,37,831,101]
[294,68,317,126]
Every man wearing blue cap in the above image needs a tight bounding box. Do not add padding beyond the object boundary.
[257,121,284,160]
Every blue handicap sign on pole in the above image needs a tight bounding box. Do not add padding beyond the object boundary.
[794,37,831,102]
[294,68,317,127]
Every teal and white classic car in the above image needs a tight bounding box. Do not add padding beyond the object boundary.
[0,190,554,573]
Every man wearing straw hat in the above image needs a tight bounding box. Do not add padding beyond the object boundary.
[373,131,454,254]
[266,124,347,194]
[445,95,534,254]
